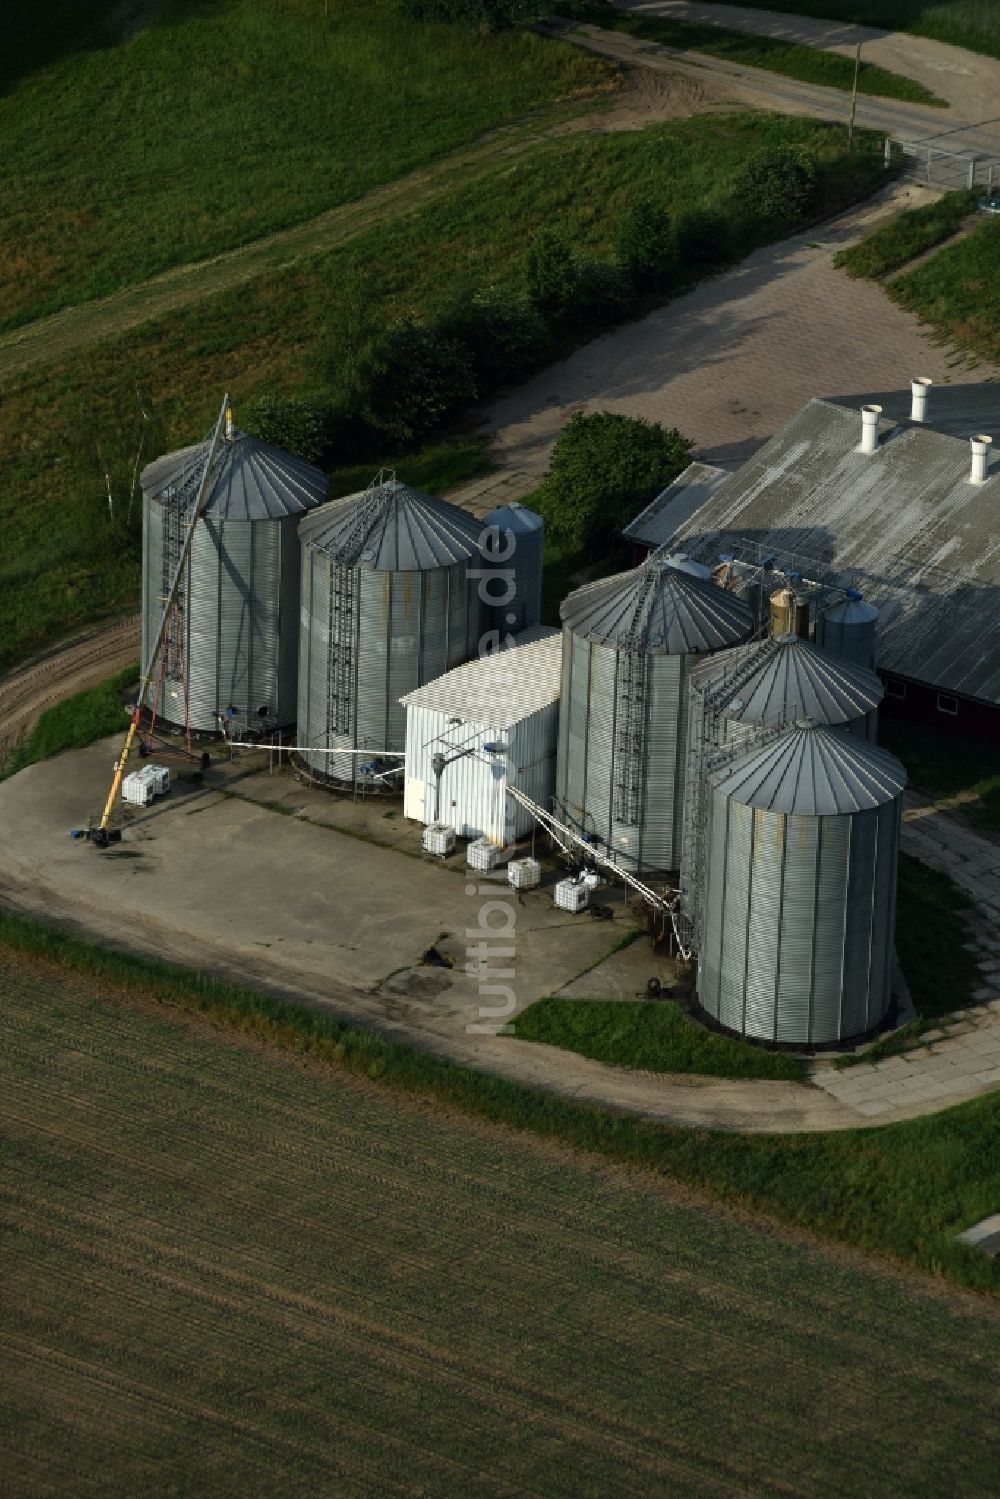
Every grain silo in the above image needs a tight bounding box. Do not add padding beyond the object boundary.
[555,557,755,873]
[698,720,906,1045]
[140,422,328,735]
[690,632,883,747]
[815,592,879,670]
[297,475,484,783]
[479,501,544,638]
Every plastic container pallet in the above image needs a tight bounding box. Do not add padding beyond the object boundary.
[554,878,589,913]
[507,857,541,891]
[466,837,499,871]
[423,821,456,857]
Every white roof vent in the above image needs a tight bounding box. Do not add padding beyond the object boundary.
[970,435,993,484]
[910,377,932,423]
[859,404,882,455]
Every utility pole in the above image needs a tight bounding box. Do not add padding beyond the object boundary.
[848,42,861,151]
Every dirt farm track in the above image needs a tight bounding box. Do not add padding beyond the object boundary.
[0,615,139,765]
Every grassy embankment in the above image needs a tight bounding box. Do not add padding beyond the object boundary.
[513,995,807,1080]
[1,907,997,1292]
[0,0,612,332]
[701,0,1000,59]
[578,6,946,103]
[3,947,997,1493]
[0,114,886,670]
[889,215,1000,365]
[1,664,138,779]
[834,188,978,278]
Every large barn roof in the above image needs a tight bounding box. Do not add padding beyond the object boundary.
[637,399,1000,704]
[622,461,728,551]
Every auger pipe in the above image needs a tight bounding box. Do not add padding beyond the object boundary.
[96,393,231,833]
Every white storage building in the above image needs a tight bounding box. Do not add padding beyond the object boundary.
[401,628,561,845]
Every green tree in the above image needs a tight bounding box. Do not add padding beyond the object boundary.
[733,145,817,228]
[241,393,329,463]
[616,195,674,287]
[537,411,693,554]
[525,226,578,320]
[437,287,552,388]
[391,0,602,28]
[352,317,477,446]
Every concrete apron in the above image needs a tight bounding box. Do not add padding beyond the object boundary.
[0,737,940,1134]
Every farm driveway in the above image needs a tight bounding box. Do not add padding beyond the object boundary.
[608,0,1000,128]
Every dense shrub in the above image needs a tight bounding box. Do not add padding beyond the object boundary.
[391,0,603,25]
[536,410,693,553]
[572,257,635,324]
[672,206,733,271]
[437,288,552,387]
[336,317,477,447]
[733,144,817,228]
[615,194,675,287]
[525,226,580,320]
[241,393,329,463]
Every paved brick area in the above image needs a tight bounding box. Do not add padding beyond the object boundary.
[812,799,1000,1119]
[470,189,997,490]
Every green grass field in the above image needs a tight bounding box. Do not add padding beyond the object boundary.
[0,0,612,332]
[0,114,886,671]
[835,188,977,278]
[1,942,998,1495]
[581,6,945,103]
[702,0,1000,58]
[889,215,1000,365]
[513,996,808,1080]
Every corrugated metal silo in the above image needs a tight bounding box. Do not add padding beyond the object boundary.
[141,428,328,734]
[691,632,884,746]
[297,476,484,783]
[815,593,879,670]
[554,558,755,873]
[698,720,906,1044]
[479,501,544,637]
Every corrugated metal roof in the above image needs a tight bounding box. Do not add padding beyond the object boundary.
[826,380,1000,442]
[622,462,728,548]
[299,477,482,570]
[561,557,754,654]
[697,633,884,727]
[141,430,328,520]
[710,720,906,814]
[400,628,561,728]
[655,398,1000,704]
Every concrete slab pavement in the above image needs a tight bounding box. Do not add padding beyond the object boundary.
[460,186,997,496]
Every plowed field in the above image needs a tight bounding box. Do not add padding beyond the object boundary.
[1,954,997,1497]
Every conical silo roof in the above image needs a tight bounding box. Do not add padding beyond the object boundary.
[822,597,879,629]
[719,633,883,727]
[710,720,906,815]
[561,558,753,654]
[482,500,544,535]
[299,476,482,570]
[141,430,328,520]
